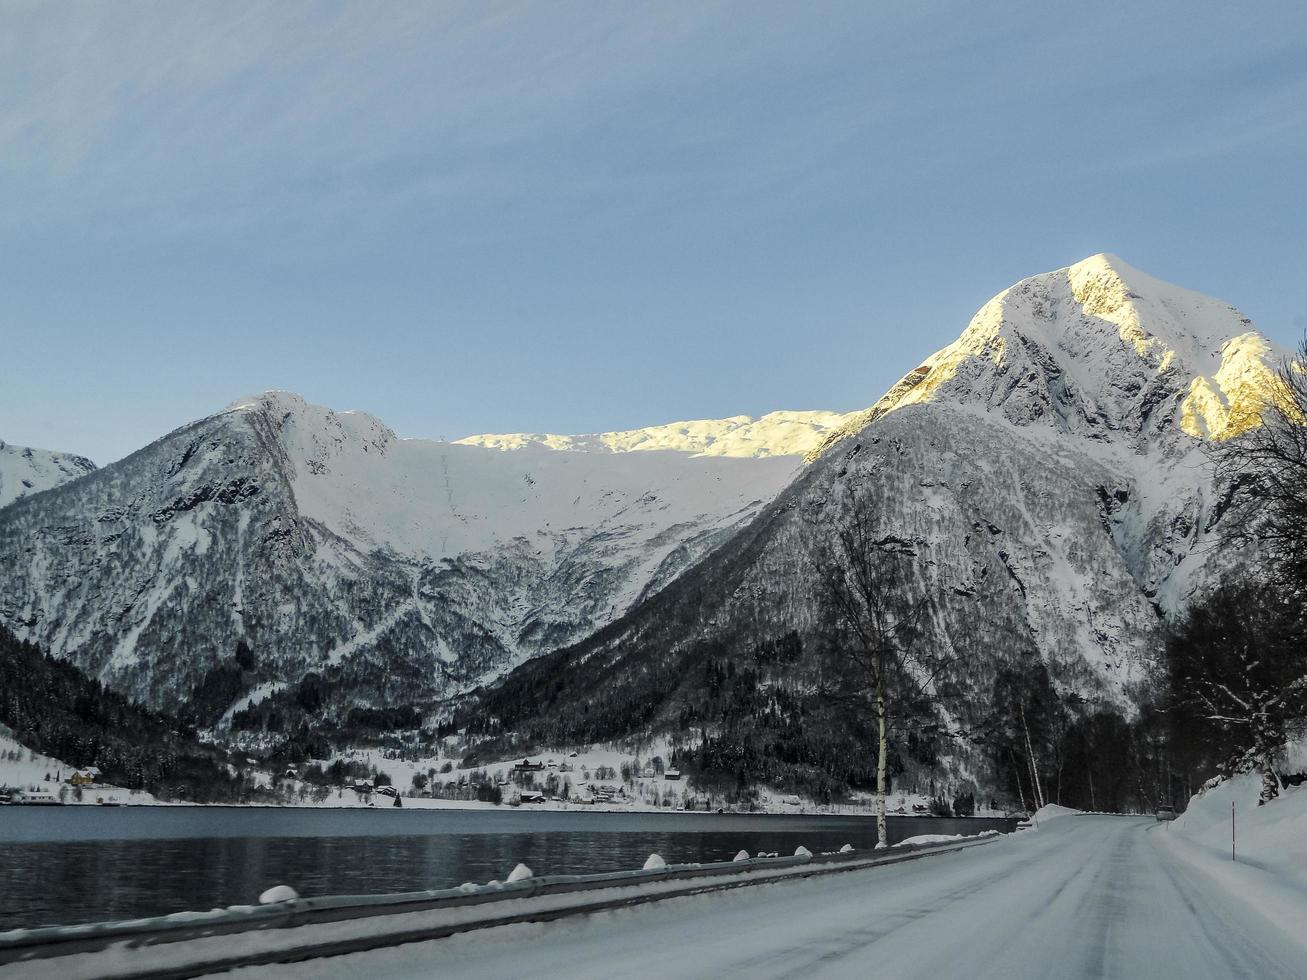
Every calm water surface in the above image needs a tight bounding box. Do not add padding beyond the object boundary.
[0,806,1014,929]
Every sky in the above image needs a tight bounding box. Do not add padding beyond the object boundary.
[2,1,1305,465]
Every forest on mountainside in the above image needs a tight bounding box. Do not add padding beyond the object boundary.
[0,624,260,802]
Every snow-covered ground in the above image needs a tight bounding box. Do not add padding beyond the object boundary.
[1167,744,1307,887]
[199,814,1306,980]
[0,726,156,805]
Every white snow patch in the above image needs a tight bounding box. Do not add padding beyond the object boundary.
[258,885,299,905]
[506,864,533,883]
[1032,803,1083,823]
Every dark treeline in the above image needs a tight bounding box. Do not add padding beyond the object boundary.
[973,659,1186,814]
[227,665,427,763]
[0,624,259,802]
[455,631,941,805]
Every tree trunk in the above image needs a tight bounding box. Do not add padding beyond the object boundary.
[876,675,888,848]
[1020,706,1045,810]
[1257,746,1279,806]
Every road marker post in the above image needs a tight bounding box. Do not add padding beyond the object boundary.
[1231,801,1235,861]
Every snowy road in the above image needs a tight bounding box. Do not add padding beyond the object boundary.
[227,815,1307,980]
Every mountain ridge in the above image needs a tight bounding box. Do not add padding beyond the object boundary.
[0,439,96,510]
[0,390,830,715]
[0,254,1284,785]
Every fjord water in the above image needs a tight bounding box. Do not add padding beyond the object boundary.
[0,808,1014,929]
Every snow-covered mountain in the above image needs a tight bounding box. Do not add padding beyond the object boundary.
[0,440,96,510]
[0,253,1283,762]
[457,411,854,458]
[806,253,1282,616]
[0,394,849,716]
[469,255,1284,776]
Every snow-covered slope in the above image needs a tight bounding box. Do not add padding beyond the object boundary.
[458,411,854,458]
[0,440,95,509]
[0,724,156,805]
[1162,740,1307,941]
[810,254,1278,460]
[805,254,1285,616]
[0,394,830,715]
[471,255,1284,784]
[1171,752,1307,883]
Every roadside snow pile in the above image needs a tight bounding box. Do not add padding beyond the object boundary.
[258,885,299,905]
[1171,744,1307,891]
[896,831,999,848]
[1032,804,1082,823]
[897,834,965,847]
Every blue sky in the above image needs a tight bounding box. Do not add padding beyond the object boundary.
[3,1,1305,464]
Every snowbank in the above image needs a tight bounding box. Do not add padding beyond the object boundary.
[1154,747,1307,955]
[896,834,965,847]
[1170,744,1307,891]
[896,831,998,848]
[1031,803,1082,823]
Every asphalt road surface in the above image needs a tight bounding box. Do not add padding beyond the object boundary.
[229,815,1306,980]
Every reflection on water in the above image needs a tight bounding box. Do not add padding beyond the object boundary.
[0,808,1014,929]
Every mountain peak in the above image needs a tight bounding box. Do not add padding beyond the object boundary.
[222,390,396,470]
[0,440,97,509]
[808,256,1282,460]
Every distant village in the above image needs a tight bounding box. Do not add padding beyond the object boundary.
[334,754,688,809]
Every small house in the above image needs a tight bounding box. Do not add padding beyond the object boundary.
[16,790,62,805]
[664,769,681,781]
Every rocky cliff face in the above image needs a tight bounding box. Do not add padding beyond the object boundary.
[0,393,843,718]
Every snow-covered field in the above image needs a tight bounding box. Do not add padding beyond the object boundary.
[201,813,1307,980]
[0,727,156,805]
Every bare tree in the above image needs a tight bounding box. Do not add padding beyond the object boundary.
[1212,337,1307,593]
[1164,578,1307,805]
[811,504,946,847]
